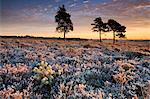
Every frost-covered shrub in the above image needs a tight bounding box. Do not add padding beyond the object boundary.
[84,64,114,88]
[0,64,31,91]
[55,82,103,99]
[0,87,43,99]
[56,56,79,66]
[0,63,33,98]
[33,61,55,84]
[0,87,23,99]
[124,51,147,59]
[63,47,82,57]
[32,61,68,98]
[111,62,149,98]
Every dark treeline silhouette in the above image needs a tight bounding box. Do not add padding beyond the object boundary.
[1,36,149,42]
[0,36,88,41]
[55,5,126,43]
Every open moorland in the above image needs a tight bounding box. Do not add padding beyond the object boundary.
[0,38,150,99]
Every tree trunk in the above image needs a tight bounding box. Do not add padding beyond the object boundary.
[64,32,66,40]
[99,31,102,42]
[113,31,115,44]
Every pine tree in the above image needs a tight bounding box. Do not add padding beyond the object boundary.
[108,19,126,43]
[91,17,109,42]
[55,5,73,40]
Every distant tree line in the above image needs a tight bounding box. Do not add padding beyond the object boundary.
[55,5,126,43]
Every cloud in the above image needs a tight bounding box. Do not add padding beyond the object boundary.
[69,3,76,8]
[69,0,150,29]
[1,3,58,25]
[1,0,150,32]
[83,0,89,4]
[54,0,60,3]
[135,4,150,9]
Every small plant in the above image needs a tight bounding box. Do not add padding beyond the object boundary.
[33,61,55,85]
[113,63,135,84]
[32,61,68,98]
[113,72,127,84]
[121,63,134,71]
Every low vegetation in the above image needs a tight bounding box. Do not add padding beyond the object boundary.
[0,39,149,98]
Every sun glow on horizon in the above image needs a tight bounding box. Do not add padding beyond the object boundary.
[1,24,150,40]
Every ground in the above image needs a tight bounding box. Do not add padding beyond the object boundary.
[0,38,150,99]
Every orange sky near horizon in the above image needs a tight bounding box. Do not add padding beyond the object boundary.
[1,24,150,40]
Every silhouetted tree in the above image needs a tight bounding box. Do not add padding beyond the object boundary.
[91,17,109,42]
[55,5,73,40]
[116,26,126,38]
[108,19,126,43]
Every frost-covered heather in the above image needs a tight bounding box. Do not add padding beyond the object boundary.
[0,38,150,98]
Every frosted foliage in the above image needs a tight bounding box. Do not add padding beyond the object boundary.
[0,39,149,98]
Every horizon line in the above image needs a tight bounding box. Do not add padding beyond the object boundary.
[0,35,150,41]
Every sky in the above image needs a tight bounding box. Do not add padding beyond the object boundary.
[0,0,150,40]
